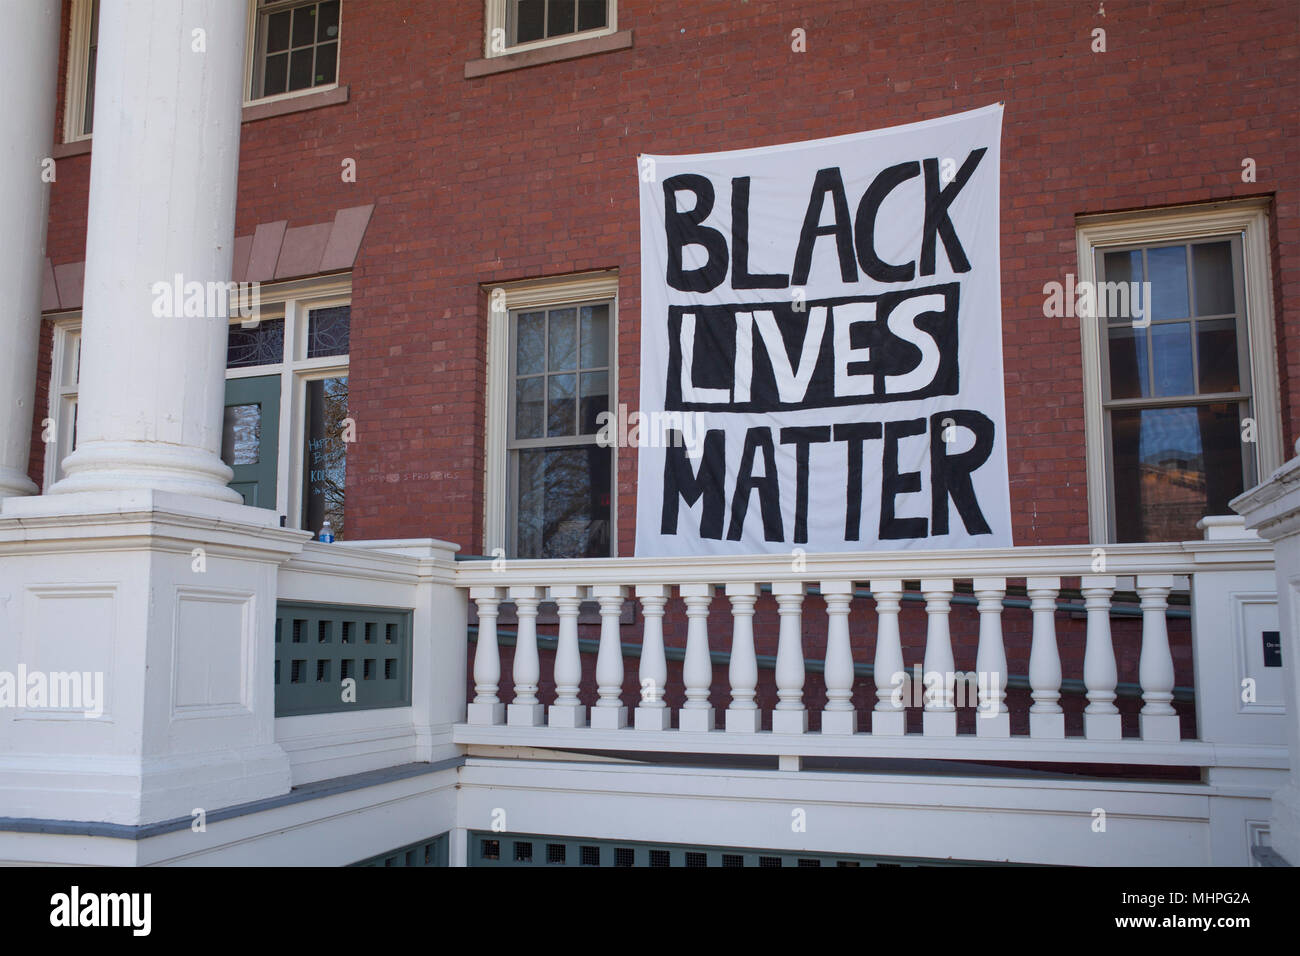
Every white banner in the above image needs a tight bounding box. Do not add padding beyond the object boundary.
[633,104,1011,557]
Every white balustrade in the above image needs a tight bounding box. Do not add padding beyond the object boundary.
[506,585,543,726]
[771,581,808,734]
[548,585,586,728]
[1081,574,1120,740]
[591,585,628,729]
[725,582,761,733]
[1027,576,1064,739]
[634,584,671,730]
[467,586,505,725]
[820,581,857,735]
[973,577,1009,738]
[921,578,956,737]
[870,579,906,736]
[1137,574,1180,741]
[679,583,715,731]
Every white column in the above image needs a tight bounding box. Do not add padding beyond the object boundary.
[1137,574,1179,741]
[921,578,956,737]
[679,583,715,732]
[467,586,505,725]
[820,581,857,735]
[1027,576,1064,738]
[870,579,906,736]
[973,577,1009,738]
[725,582,761,733]
[548,585,586,728]
[0,1,59,498]
[50,0,246,501]
[771,581,807,734]
[590,584,627,729]
[507,586,544,726]
[633,584,671,730]
[1081,574,1121,740]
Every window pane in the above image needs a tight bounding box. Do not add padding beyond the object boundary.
[263,53,288,96]
[548,308,577,370]
[577,0,607,31]
[548,0,577,36]
[1147,245,1189,320]
[302,376,348,539]
[289,47,315,91]
[266,9,292,51]
[579,371,608,434]
[1110,403,1245,543]
[1192,241,1235,316]
[547,373,576,436]
[515,376,544,439]
[516,0,545,42]
[292,4,316,46]
[1106,327,1149,399]
[221,404,262,466]
[580,304,609,367]
[317,0,340,41]
[1150,321,1194,396]
[307,305,350,358]
[314,42,337,86]
[84,0,99,135]
[226,318,285,368]
[63,335,82,386]
[1196,318,1241,393]
[515,446,612,558]
[516,312,544,375]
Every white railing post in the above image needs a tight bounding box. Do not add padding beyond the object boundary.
[1081,574,1121,740]
[591,584,628,729]
[1137,574,1179,741]
[679,583,716,732]
[467,586,505,725]
[771,581,808,734]
[633,584,671,730]
[821,580,857,735]
[507,585,544,726]
[1027,576,1064,738]
[548,584,586,728]
[973,576,1009,738]
[870,578,906,736]
[921,578,956,737]
[725,582,761,733]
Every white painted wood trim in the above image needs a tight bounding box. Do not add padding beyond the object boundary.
[62,0,95,144]
[483,0,617,58]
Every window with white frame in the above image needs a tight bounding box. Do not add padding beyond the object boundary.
[45,319,82,487]
[62,0,99,143]
[248,0,341,101]
[1077,201,1282,543]
[222,276,351,537]
[486,273,617,558]
[485,0,615,56]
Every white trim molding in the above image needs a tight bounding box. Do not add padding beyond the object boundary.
[1075,198,1282,544]
[483,0,617,59]
[62,0,96,144]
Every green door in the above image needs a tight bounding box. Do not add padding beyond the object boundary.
[223,375,280,509]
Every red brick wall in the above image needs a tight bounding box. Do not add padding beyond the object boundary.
[36,0,1298,545]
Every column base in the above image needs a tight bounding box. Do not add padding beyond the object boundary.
[923,710,957,737]
[634,706,671,730]
[820,710,858,735]
[1030,711,1066,739]
[1084,712,1123,741]
[507,702,545,727]
[678,706,714,732]
[466,701,505,726]
[50,440,242,504]
[548,703,587,728]
[1139,712,1180,741]
[871,709,906,736]
[725,708,761,733]
[589,705,627,730]
[975,711,1011,738]
[0,466,38,499]
[772,709,808,735]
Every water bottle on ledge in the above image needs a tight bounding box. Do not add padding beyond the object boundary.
[318,519,335,544]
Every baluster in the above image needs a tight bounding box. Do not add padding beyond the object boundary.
[634,584,671,730]
[467,586,505,725]
[1137,574,1179,741]
[921,578,956,737]
[870,579,906,736]
[590,585,628,729]
[1081,574,1120,740]
[679,583,715,731]
[725,582,760,733]
[1027,576,1064,738]
[548,585,586,728]
[506,585,544,726]
[973,577,1009,738]
[821,580,857,735]
[771,581,807,734]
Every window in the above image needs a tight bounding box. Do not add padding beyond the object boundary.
[62,0,99,143]
[249,0,341,101]
[1077,201,1282,543]
[485,272,617,558]
[45,319,82,487]
[221,275,352,537]
[485,0,615,56]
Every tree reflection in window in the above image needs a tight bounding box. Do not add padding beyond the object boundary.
[302,376,348,538]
